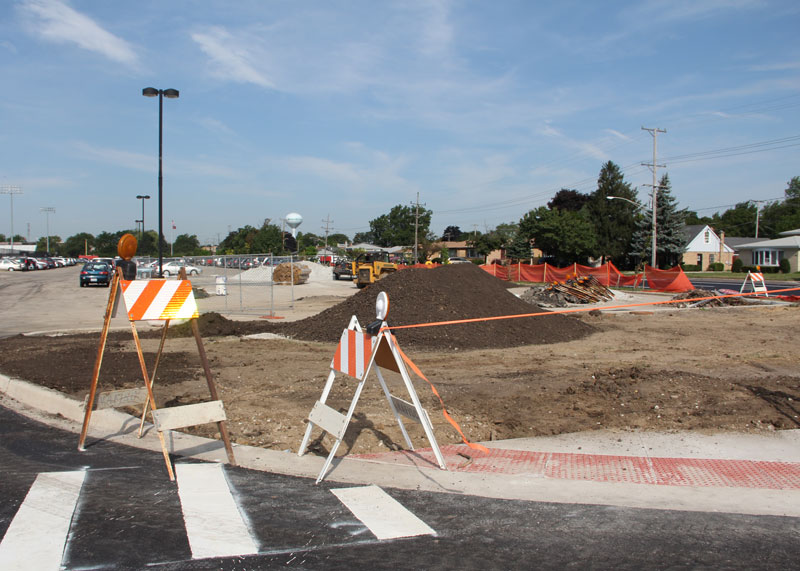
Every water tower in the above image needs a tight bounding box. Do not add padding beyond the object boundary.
[285,212,303,237]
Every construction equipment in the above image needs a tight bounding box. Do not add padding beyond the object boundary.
[353,252,398,288]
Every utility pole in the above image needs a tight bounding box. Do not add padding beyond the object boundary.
[1,185,23,253]
[41,207,55,253]
[751,200,767,238]
[410,192,425,264]
[642,127,666,268]
[321,214,333,262]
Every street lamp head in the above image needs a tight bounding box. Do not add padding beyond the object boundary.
[142,87,158,97]
[136,194,151,200]
[163,88,179,99]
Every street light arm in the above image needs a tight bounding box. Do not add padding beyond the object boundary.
[606,195,645,209]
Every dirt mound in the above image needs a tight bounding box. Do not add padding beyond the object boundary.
[175,264,594,350]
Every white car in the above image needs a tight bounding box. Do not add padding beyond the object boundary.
[0,258,24,271]
[160,261,201,277]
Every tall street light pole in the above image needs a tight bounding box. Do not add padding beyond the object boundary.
[1,185,22,254]
[142,87,179,277]
[136,194,150,242]
[40,207,55,253]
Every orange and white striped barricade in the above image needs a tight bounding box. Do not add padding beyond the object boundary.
[299,294,446,483]
[740,270,769,297]
[79,270,236,481]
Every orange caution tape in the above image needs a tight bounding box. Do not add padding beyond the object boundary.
[391,335,489,455]
[383,286,800,333]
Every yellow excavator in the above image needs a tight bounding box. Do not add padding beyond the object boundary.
[352,252,398,288]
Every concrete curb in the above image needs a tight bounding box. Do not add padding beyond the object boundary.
[2,372,799,517]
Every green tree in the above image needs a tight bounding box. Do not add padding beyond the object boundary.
[631,174,687,267]
[506,233,532,261]
[326,232,350,246]
[368,204,432,247]
[469,232,502,262]
[172,234,202,256]
[0,233,5,242]
[586,161,639,267]
[519,206,597,265]
[548,189,590,211]
[252,224,284,253]
[441,225,463,241]
[352,231,375,244]
[760,176,800,237]
[493,222,518,246]
[296,232,320,250]
[94,231,122,256]
[35,235,62,254]
[62,232,94,257]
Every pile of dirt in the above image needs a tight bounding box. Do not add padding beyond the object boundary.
[172,264,596,350]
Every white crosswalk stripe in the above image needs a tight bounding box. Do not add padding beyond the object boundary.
[331,485,436,540]
[176,463,260,559]
[0,471,86,571]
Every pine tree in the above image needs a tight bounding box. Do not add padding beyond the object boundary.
[587,161,639,268]
[631,174,687,268]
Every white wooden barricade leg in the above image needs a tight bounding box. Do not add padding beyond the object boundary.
[377,329,446,470]
[299,317,447,483]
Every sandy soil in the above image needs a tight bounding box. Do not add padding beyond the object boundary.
[1,302,798,457]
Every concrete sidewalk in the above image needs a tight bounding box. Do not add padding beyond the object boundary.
[2,372,799,519]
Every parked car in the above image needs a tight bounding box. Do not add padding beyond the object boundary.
[160,261,201,277]
[79,262,113,287]
[448,257,471,264]
[0,258,24,271]
[332,259,354,280]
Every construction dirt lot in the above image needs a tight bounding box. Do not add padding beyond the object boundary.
[1,263,798,457]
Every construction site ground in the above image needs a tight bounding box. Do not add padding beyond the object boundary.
[0,264,797,459]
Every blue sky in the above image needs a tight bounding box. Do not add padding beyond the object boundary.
[1,0,798,245]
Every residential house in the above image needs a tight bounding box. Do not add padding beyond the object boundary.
[681,225,735,269]
[734,231,800,272]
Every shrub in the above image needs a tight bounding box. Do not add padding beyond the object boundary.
[708,262,724,271]
[731,258,744,273]
[780,258,791,273]
[682,264,702,271]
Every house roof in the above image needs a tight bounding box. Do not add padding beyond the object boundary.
[723,236,769,249]
[735,235,800,250]
[681,224,707,242]
[779,228,800,236]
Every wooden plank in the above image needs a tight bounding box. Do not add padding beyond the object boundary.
[308,400,348,438]
[152,400,227,432]
[390,395,423,423]
[85,388,147,410]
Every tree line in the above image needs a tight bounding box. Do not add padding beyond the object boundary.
[10,166,799,268]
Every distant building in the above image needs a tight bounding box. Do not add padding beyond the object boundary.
[735,233,800,272]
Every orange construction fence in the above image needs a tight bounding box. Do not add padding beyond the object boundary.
[480,261,693,293]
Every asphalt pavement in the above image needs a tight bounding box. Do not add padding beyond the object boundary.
[2,405,799,570]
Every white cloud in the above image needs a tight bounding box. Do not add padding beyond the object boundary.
[18,0,138,66]
[191,27,274,88]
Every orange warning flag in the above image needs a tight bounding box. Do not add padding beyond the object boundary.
[120,279,199,321]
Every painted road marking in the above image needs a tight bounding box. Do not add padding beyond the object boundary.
[176,463,259,560]
[331,485,435,540]
[0,471,86,571]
